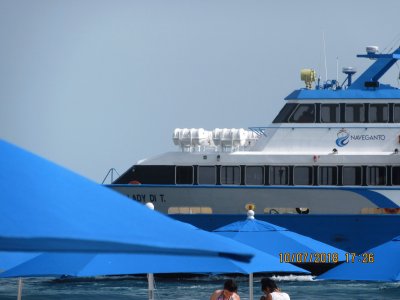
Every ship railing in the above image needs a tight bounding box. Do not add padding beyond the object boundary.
[248,127,269,137]
[102,168,120,184]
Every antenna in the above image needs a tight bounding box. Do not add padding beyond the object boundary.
[383,32,400,53]
[323,32,328,81]
[336,56,339,82]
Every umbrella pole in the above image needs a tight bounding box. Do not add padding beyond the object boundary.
[17,277,23,300]
[249,273,253,300]
[147,273,155,300]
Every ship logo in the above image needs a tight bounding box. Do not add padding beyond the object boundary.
[336,129,350,147]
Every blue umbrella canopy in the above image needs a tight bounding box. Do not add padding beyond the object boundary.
[317,236,400,281]
[0,252,40,273]
[0,247,308,278]
[0,139,253,262]
[213,212,347,261]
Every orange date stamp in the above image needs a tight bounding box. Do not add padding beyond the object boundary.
[279,252,375,264]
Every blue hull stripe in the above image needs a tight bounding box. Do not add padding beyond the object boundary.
[345,188,399,208]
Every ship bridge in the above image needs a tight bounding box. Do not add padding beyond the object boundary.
[285,46,400,100]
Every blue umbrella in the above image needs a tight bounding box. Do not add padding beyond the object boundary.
[0,247,308,300]
[0,252,40,273]
[0,139,252,261]
[317,236,400,281]
[0,248,307,278]
[213,211,347,263]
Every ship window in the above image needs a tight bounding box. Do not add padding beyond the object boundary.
[293,166,313,185]
[269,166,289,185]
[245,166,264,185]
[320,104,340,123]
[392,166,400,185]
[221,166,241,185]
[272,103,298,123]
[318,166,338,185]
[366,166,386,186]
[343,166,362,185]
[369,104,389,123]
[345,103,365,123]
[117,165,175,184]
[175,166,194,184]
[393,104,400,122]
[289,104,315,123]
[198,166,216,185]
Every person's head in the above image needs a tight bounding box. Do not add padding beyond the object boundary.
[223,279,238,297]
[261,278,278,293]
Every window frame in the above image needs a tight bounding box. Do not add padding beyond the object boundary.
[368,103,389,123]
[269,165,289,186]
[288,104,316,123]
[175,165,194,185]
[318,166,338,186]
[342,166,363,186]
[197,166,217,185]
[366,166,387,186]
[220,165,241,185]
[245,166,265,185]
[392,166,400,185]
[393,104,400,123]
[320,103,340,123]
[344,103,365,123]
[293,166,314,186]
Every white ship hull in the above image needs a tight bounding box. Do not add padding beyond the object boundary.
[110,184,400,214]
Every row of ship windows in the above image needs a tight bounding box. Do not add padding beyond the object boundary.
[273,103,400,123]
[175,165,400,186]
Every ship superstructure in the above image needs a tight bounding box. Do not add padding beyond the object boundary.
[108,46,400,252]
[111,46,400,215]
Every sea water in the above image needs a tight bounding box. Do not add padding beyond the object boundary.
[0,275,399,300]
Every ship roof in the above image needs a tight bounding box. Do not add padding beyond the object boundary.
[285,47,400,100]
[285,86,400,100]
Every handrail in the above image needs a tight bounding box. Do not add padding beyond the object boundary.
[101,168,120,184]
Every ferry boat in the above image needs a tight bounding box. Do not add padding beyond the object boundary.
[108,46,400,253]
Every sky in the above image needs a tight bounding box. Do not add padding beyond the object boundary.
[1,0,400,183]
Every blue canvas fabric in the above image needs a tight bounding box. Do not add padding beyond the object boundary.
[214,219,286,232]
[0,246,308,278]
[0,252,40,272]
[0,139,254,262]
[214,218,347,260]
[318,236,400,281]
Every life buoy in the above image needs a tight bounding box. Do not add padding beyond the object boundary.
[129,180,141,185]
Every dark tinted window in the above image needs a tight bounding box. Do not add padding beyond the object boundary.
[369,104,388,123]
[114,165,176,184]
[345,104,365,123]
[221,166,240,185]
[394,104,400,123]
[293,166,313,185]
[289,104,315,123]
[320,104,340,123]
[269,166,289,185]
[318,166,338,185]
[366,166,386,186]
[273,103,298,123]
[343,166,362,185]
[245,166,264,185]
[392,166,400,185]
[176,166,193,184]
[198,166,216,184]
